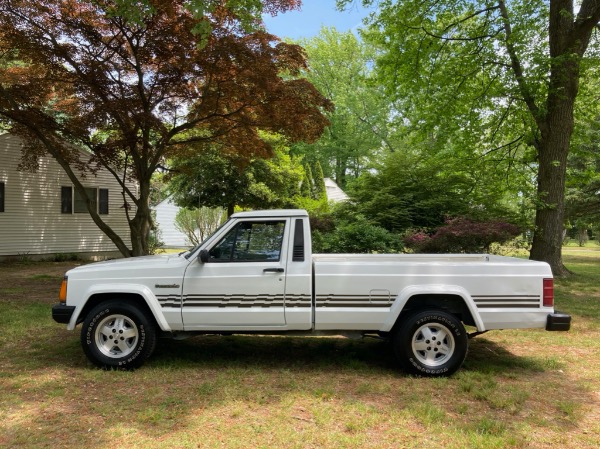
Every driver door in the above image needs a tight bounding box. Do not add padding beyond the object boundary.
[182,219,289,330]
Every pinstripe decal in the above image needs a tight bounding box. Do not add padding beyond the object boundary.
[315,294,392,308]
[285,294,312,308]
[473,295,541,308]
[157,295,181,308]
[159,293,542,309]
[156,294,312,308]
[185,294,284,308]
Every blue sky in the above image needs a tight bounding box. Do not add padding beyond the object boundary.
[262,0,373,40]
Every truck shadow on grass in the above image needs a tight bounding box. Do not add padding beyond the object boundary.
[149,333,553,376]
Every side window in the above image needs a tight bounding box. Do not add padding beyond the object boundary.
[61,186,73,214]
[74,187,97,213]
[99,188,109,215]
[61,186,108,214]
[209,221,286,262]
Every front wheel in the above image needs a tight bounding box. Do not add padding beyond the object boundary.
[81,301,157,369]
[393,310,468,377]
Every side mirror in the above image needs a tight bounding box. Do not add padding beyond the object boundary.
[198,249,209,264]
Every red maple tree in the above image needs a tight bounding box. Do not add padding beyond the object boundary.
[0,0,331,256]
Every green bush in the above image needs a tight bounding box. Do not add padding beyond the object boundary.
[314,216,403,254]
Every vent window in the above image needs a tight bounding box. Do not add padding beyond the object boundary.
[292,218,305,262]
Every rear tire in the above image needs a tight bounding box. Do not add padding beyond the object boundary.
[81,301,157,369]
[393,310,468,376]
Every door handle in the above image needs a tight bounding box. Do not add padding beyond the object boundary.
[263,268,284,273]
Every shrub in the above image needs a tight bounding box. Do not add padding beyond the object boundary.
[174,207,226,246]
[315,216,403,254]
[404,218,521,254]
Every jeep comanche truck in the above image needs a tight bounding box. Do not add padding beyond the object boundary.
[52,209,571,376]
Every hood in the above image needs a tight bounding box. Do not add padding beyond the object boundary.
[66,253,188,277]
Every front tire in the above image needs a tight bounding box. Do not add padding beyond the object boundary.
[393,310,468,377]
[81,301,157,369]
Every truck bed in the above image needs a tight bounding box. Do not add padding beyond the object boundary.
[312,253,553,332]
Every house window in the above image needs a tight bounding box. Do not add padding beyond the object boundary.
[0,182,4,213]
[99,188,109,215]
[74,187,97,214]
[61,186,109,214]
[61,186,72,214]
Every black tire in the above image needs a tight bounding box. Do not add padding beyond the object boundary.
[392,310,468,377]
[81,300,157,369]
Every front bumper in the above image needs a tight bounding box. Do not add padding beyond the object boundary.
[546,312,571,331]
[52,304,75,324]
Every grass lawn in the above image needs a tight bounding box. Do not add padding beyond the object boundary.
[0,249,598,449]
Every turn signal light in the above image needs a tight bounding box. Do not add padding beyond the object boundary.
[59,277,68,304]
[543,278,554,308]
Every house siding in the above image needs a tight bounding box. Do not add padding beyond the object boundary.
[0,134,132,257]
[153,197,190,248]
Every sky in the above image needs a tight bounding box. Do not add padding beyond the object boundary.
[262,0,374,40]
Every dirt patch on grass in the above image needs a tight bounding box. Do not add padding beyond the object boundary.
[0,261,82,303]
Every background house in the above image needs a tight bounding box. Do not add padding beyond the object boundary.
[153,196,190,248]
[0,133,133,260]
[324,178,349,202]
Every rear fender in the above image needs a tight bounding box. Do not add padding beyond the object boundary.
[381,285,485,332]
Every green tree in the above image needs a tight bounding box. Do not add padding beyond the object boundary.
[313,160,327,200]
[565,116,600,234]
[168,135,305,215]
[346,144,524,234]
[347,0,600,275]
[293,28,392,187]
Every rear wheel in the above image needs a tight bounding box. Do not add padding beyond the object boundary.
[81,301,157,369]
[393,310,468,376]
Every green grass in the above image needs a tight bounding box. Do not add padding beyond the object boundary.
[0,253,599,448]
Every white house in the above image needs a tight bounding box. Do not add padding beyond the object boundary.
[153,196,190,248]
[0,133,133,260]
[324,178,349,202]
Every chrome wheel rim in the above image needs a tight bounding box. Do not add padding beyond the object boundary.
[411,323,455,367]
[95,314,139,359]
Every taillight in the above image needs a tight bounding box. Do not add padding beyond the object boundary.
[543,278,554,308]
[59,277,68,304]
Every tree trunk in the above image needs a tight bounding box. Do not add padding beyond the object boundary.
[527,0,600,276]
[128,177,153,256]
[529,127,570,276]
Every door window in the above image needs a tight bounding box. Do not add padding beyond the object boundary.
[208,221,285,262]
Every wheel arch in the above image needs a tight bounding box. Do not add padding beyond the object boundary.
[381,286,485,333]
[68,285,171,332]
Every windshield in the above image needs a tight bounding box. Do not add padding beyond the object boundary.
[183,218,232,259]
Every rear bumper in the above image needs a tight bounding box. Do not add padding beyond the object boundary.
[52,304,75,324]
[546,312,571,331]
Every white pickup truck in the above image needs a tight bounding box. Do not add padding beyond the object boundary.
[52,209,570,376]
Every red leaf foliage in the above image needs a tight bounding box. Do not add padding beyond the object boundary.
[0,0,331,256]
[404,217,522,254]
[0,0,331,175]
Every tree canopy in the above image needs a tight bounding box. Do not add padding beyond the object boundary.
[0,0,331,256]
[292,27,392,187]
[167,135,306,216]
[342,0,600,275]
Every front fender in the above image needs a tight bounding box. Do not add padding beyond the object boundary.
[67,283,172,332]
[380,285,485,332]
